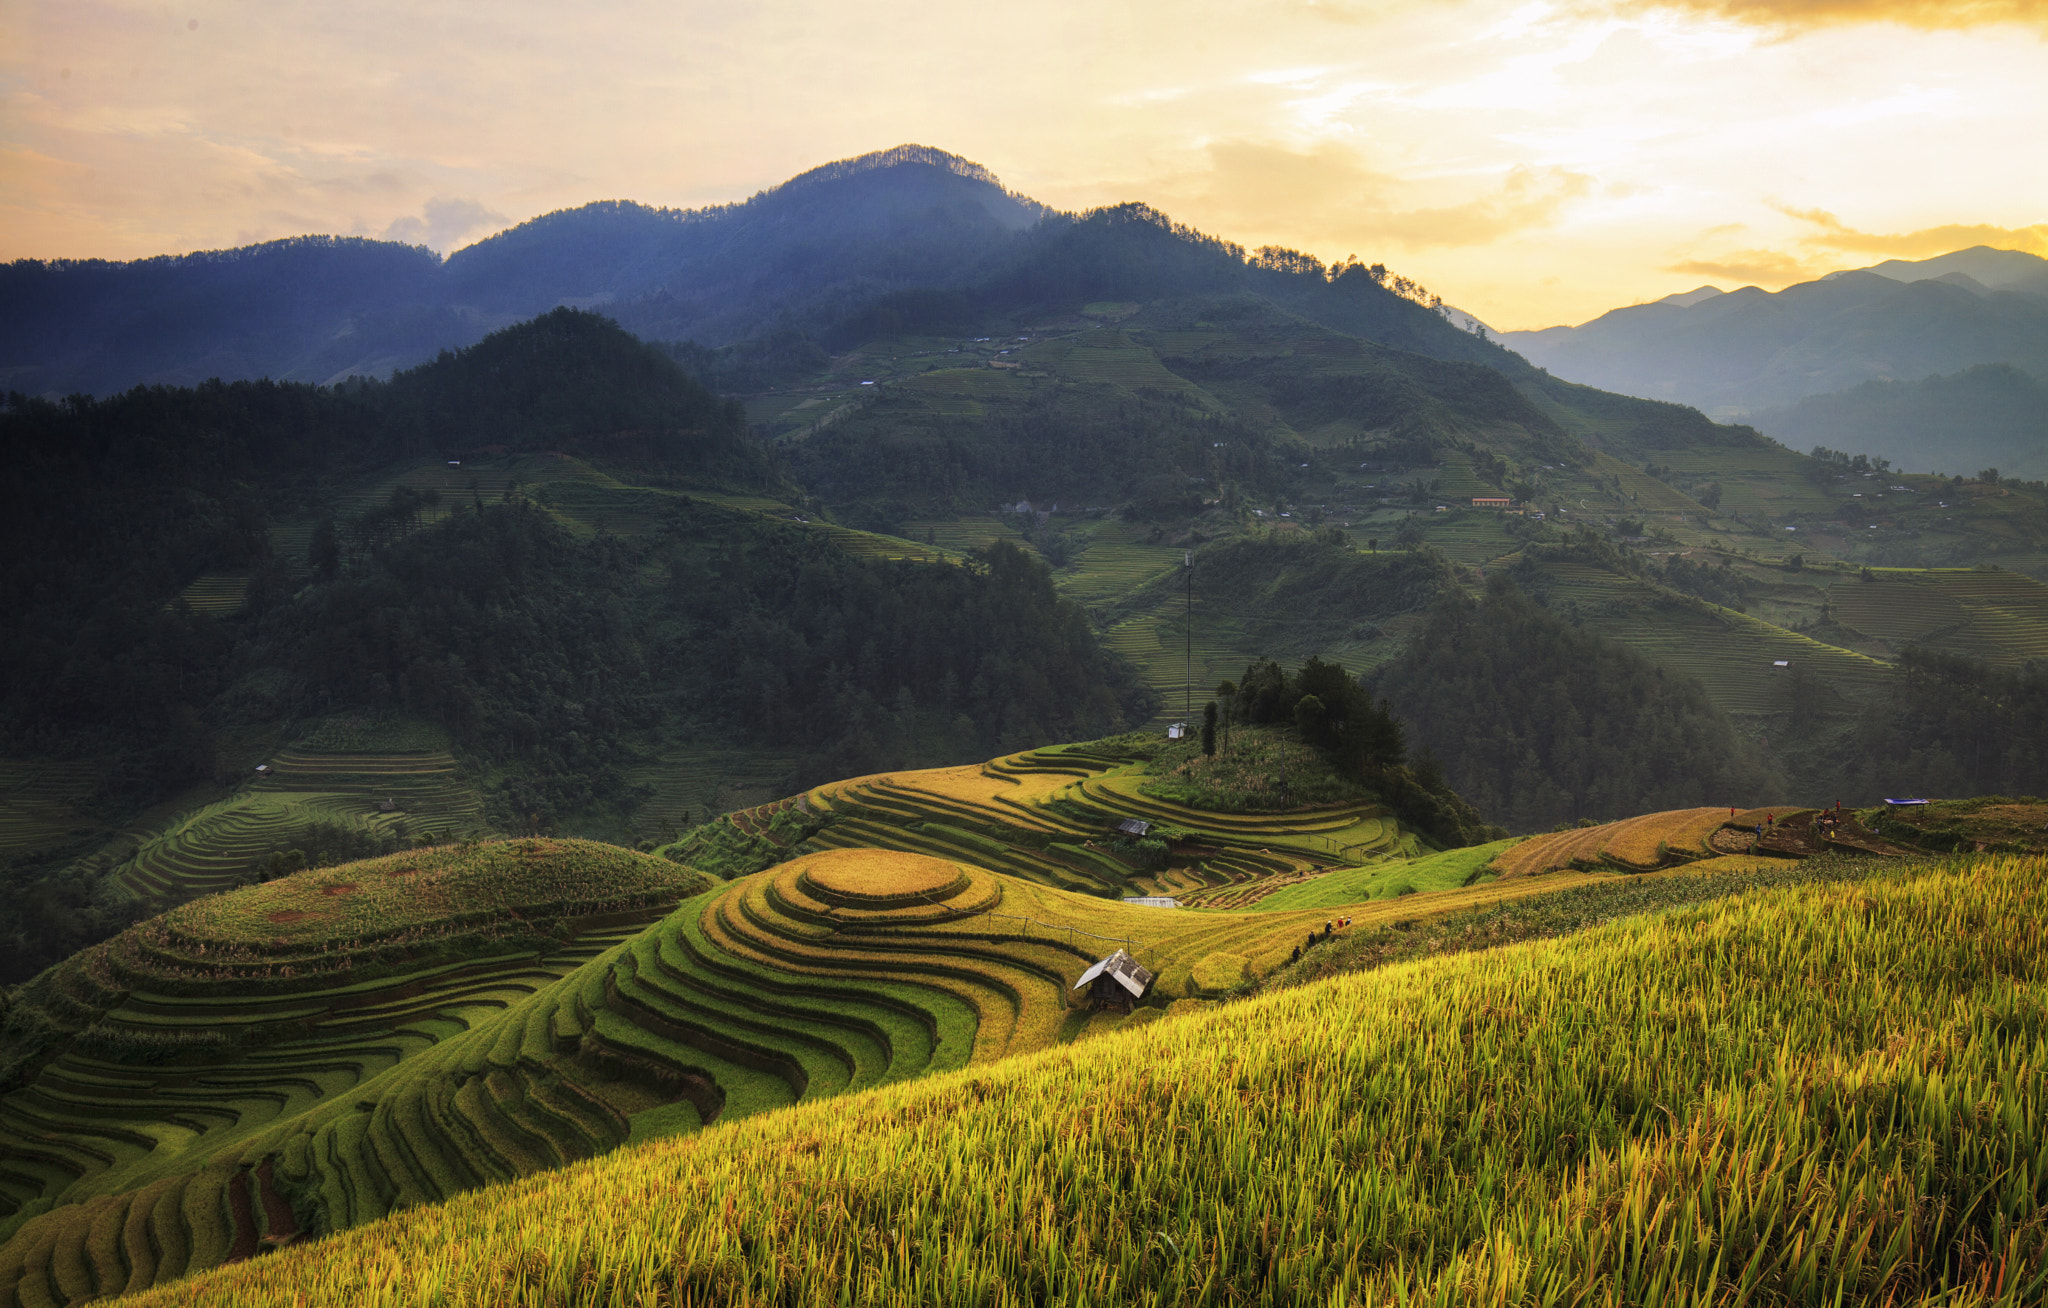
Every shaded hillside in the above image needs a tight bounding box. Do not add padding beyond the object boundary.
[0,237,452,395]
[1754,363,2048,481]
[0,312,768,761]
[448,146,1045,343]
[1373,581,1785,830]
[1504,252,2048,416]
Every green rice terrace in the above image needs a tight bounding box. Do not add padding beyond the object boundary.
[107,747,484,907]
[1825,567,2048,666]
[0,762,101,862]
[0,737,1637,1306]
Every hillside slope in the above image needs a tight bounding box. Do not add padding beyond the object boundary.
[0,744,1587,1305]
[112,851,2048,1308]
[1502,251,2048,418]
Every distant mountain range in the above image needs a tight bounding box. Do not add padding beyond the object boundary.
[1,144,1512,399]
[1500,247,2048,476]
[1502,247,2048,417]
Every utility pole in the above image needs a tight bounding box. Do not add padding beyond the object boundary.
[1184,551,1193,722]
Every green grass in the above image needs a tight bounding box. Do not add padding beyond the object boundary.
[0,839,706,1286]
[1537,559,1895,715]
[1,738,1634,1304]
[170,574,248,615]
[0,758,101,858]
[1256,837,1517,910]
[1827,567,2048,666]
[119,850,2048,1308]
[1024,331,1201,393]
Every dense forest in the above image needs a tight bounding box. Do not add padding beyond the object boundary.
[1846,647,2048,799]
[0,312,773,763]
[1373,582,1785,831]
[0,309,1148,819]
[789,384,1289,528]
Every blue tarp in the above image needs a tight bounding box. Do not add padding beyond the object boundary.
[1883,798,1931,806]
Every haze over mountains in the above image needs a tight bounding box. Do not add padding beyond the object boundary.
[1500,247,2048,478]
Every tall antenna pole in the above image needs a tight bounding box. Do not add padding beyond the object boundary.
[1184,550,1193,721]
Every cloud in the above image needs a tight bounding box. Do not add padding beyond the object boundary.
[1775,205,2048,258]
[1627,0,2048,31]
[381,197,508,254]
[1665,248,1821,283]
[1665,209,2048,289]
[1368,164,1595,249]
[1149,139,1591,255]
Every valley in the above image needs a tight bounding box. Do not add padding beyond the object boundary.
[4,144,2047,1307]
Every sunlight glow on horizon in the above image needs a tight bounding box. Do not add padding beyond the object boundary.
[3,0,2044,330]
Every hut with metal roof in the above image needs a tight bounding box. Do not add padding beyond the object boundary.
[1073,948,1154,1014]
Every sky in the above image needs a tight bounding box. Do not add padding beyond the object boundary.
[3,0,2045,330]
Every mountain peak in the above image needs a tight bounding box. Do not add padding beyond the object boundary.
[776,144,1009,194]
[1656,285,1725,308]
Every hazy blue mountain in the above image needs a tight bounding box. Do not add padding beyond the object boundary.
[1752,362,2048,481]
[0,237,458,397]
[1501,247,2048,418]
[1850,247,2048,297]
[3,145,1542,400]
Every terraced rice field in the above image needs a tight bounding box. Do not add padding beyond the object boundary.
[124,853,2048,1308]
[1540,561,1894,714]
[1827,567,2048,666]
[0,815,1640,1307]
[170,575,248,615]
[251,749,480,832]
[627,750,798,840]
[794,749,1410,909]
[107,750,485,905]
[1054,533,1184,605]
[1101,598,1252,728]
[0,842,706,1306]
[1418,513,1520,567]
[14,726,1902,1305]
[0,759,101,859]
[899,515,1031,557]
[1492,806,1744,877]
[1593,451,1712,517]
[1025,331,1200,392]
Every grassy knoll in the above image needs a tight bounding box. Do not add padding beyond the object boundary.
[1493,807,1736,877]
[123,851,2048,1308]
[1858,796,2048,854]
[1256,837,1516,911]
[108,746,487,904]
[0,840,710,1299]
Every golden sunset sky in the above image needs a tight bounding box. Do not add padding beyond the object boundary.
[4,0,2044,329]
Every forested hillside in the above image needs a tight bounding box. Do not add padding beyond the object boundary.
[1374,581,1786,830]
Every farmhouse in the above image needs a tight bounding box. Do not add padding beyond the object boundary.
[1117,818,1151,837]
[1472,495,1512,508]
[1074,948,1154,1012]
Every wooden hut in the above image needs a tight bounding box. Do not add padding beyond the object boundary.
[1073,949,1154,1014]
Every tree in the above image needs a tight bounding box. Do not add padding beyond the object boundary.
[1201,700,1218,756]
[1294,693,1330,746]
[309,517,340,581]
